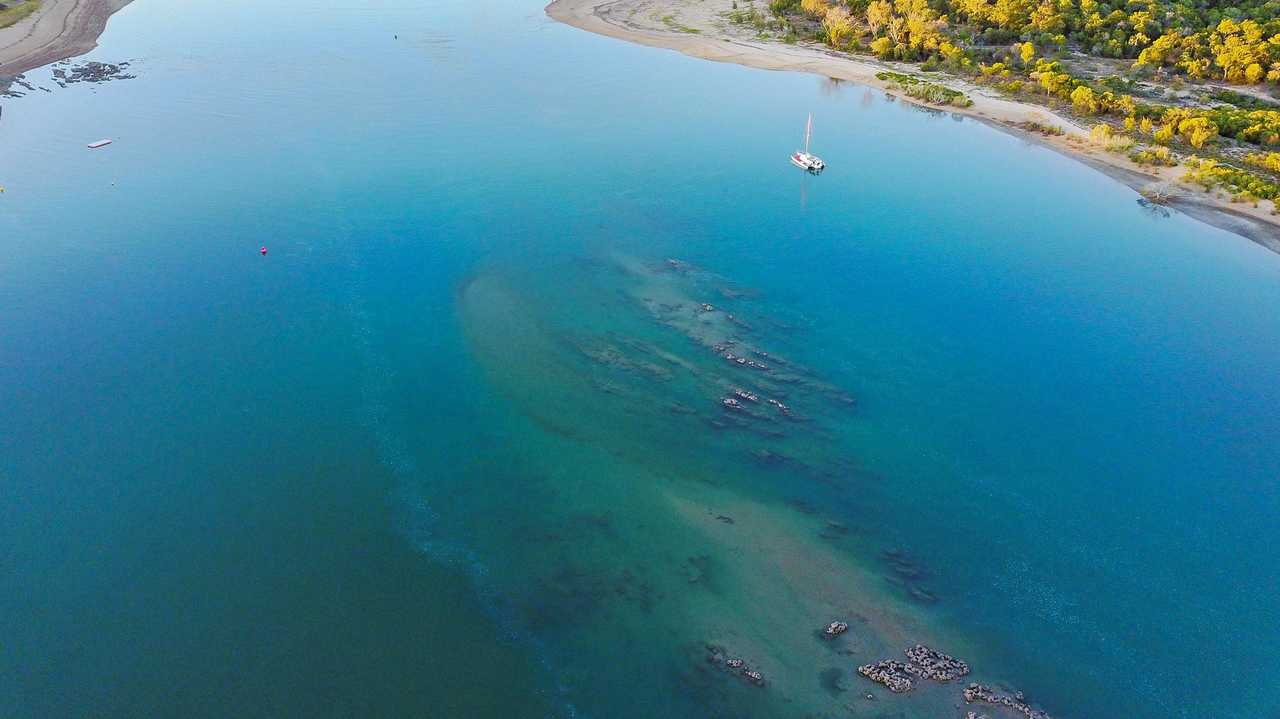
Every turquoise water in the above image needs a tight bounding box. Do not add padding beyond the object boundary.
[2,0,1279,717]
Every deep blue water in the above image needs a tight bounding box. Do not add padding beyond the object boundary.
[3,0,1279,717]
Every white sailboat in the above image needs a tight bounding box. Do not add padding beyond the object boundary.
[790,113,825,173]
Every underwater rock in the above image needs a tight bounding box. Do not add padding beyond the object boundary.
[683,555,713,585]
[668,401,697,415]
[1,74,36,97]
[575,339,675,381]
[879,549,941,605]
[718,285,755,300]
[819,666,847,695]
[881,547,927,579]
[819,519,849,537]
[907,585,938,604]
[787,498,818,515]
[750,448,788,465]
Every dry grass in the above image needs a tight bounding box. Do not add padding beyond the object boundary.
[0,0,41,29]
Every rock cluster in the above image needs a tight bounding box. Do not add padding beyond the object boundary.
[1,75,35,98]
[766,398,791,415]
[964,683,1050,719]
[857,659,916,693]
[52,61,135,87]
[721,351,769,370]
[903,644,969,680]
[857,644,969,693]
[823,621,849,638]
[705,645,766,688]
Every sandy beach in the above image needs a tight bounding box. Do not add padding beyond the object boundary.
[0,0,131,78]
[547,0,1280,250]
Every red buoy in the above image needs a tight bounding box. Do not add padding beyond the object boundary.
[260,246,268,255]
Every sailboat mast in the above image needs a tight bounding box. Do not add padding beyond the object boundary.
[804,113,812,154]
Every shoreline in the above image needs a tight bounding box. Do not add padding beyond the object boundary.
[0,0,132,79]
[546,0,1280,251]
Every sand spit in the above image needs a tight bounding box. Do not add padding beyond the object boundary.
[0,0,133,79]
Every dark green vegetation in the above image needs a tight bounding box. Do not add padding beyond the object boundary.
[876,70,975,105]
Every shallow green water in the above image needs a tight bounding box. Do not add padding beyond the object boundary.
[2,0,1280,717]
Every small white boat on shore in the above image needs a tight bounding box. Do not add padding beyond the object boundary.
[87,139,113,149]
[790,114,824,173]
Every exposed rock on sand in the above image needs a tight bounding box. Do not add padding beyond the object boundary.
[857,644,969,693]
[705,644,766,687]
[822,620,848,638]
[965,683,1052,719]
[857,659,915,693]
[51,58,132,86]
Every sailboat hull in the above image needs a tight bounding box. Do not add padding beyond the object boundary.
[791,152,825,172]
[790,114,825,172]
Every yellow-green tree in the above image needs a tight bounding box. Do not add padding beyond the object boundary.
[800,0,829,19]
[1178,116,1218,148]
[1071,85,1098,114]
[1245,152,1280,172]
[1135,31,1182,68]
[866,0,893,35]
[1030,0,1065,35]
[1038,69,1071,97]
[1208,19,1278,84]
[823,6,854,47]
